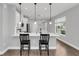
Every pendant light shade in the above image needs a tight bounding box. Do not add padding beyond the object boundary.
[49,3,52,24]
[34,21,37,24]
[49,21,52,24]
[19,21,21,25]
[19,3,24,27]
[34,3,37,24]
[19,3,21,25]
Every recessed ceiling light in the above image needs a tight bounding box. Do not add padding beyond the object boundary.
[3,4,7,8]
[44,8,47,10]
[25,8,28,10]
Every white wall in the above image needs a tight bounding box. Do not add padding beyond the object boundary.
[0,4,16,53]
[54,4,79,49]
[0,4,4,52]
[6,4,16,49]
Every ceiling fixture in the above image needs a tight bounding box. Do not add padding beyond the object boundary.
[34,3,37,24]
[19,3,24,27]
[44,8,47,10]
[25,8,28,10]
[49,3,52,24]
[3,4,7,8]
[19,3,21,25]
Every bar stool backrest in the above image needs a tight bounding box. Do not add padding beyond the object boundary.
[20,34,29,41]
[40,34,50,42]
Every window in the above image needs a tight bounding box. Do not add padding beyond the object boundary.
[55,16,66,35]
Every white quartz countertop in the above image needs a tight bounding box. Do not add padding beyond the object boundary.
[12,33,59,37]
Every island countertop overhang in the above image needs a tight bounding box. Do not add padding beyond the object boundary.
[12,33,59,37]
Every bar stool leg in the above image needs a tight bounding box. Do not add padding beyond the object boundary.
[39,42,41,56]
[28,46,29,56]
[28,43,30,56]
[47,45,49,56]
[40,47,42,56]
[20,45,22,56]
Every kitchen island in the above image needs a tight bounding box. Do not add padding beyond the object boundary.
[12,33,59,49]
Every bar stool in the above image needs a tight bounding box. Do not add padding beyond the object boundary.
[39,34,50,56]
[19,34,30,56]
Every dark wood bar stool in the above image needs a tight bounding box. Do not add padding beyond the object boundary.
[19,34,30,56]
[39,34,50,56]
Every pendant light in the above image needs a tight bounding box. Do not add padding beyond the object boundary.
[34,3,37,24]
[49,3,52,24]
[19,3,21,25]
[19,3,24,27]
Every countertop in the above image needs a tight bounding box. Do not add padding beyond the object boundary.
[12,33,60,37]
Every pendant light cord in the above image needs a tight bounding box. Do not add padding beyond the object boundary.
[50,3,51,21]
[49,3,52,21]
[19,3,21,22]
[34,3,37,21]
[19,3,24,27]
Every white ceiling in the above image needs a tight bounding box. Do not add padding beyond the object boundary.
[15,3,79,21]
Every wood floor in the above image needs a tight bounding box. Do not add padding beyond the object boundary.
[1,50,56,56]
[1,39,79,56]
[56,39,79,56]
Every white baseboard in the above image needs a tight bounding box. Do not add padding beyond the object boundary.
[57,38,79,50]
[8,46,56,49]
[0,48,8,55]
[0,46,56,55]
[49,47,56,49]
